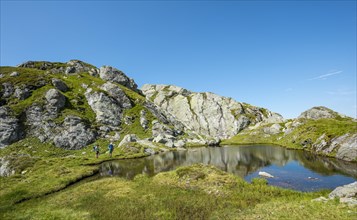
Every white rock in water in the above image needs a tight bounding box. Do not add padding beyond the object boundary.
[258,171,274,178]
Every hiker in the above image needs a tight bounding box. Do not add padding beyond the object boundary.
[93,145,100,158]
[108,142,114,157]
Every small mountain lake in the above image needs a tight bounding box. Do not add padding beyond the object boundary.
[100,145,357,191]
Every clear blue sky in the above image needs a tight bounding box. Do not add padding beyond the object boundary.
[1,1,356,119]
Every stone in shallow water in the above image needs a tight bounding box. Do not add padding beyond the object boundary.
[258,171,274,178]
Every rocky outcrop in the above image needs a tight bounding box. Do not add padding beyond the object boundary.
[65,60,91,74]
[14,86,31,100]
[25,104,56,142]
[329,181,357,205]
[100,82,132,109]
[140,110,149,129]
[0,157,14,177]
[52,78,69,92]
[311,133,357,161]
[99,66,138,91]
[152,120,175,137]
[53,116,96,150]
[0,107,23,148]
[141,84,282,139]
[1,82,14,98]
[119,134,138,147]
[17,60,95,75]
[143,101,185,132]
[335,134,357,161]
[263,124,282,135]
[298,106,339,120]
[85,88,122,126]
[45,89,66,113]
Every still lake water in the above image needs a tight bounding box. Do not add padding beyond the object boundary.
[100,145,357,191]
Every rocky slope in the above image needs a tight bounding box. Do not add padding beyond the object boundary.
[224,106,357,161]
[0,60,194,152]
[1,60,356,163]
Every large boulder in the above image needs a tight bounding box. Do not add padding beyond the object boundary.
[53,116,96,150]
[100,82,132,109]
[45,89,66,112]
[119,134,138,147]
[51,78,69,92]
[0,107,23,148]
[85,88,122,126]
[99,66,138,91]
[329,181,357,205]
[329,181,357,199]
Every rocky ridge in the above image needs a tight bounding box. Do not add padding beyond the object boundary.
[0,60,230,152]
[141,84,284,139]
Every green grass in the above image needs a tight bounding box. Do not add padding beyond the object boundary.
[1,164,355,220]
[0,67,50,87]
[7,84,54,115]
[0,137,150,212]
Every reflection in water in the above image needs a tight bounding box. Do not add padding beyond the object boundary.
[100,145,357,191]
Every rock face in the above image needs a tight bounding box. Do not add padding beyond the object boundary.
[85,88,123,126]
[99,66,138,91]
[100,82,132,109]
[0,107,23,148]
[25,104,56,142]
[335,134,357,161]
[298,106,338,120]
[311,133,357,161]
[53,116,96,150]
[141,84,282,139]
[45,89,66,113]
[140,110,149,129]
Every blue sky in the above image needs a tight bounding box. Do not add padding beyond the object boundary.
[1,1,356,119]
